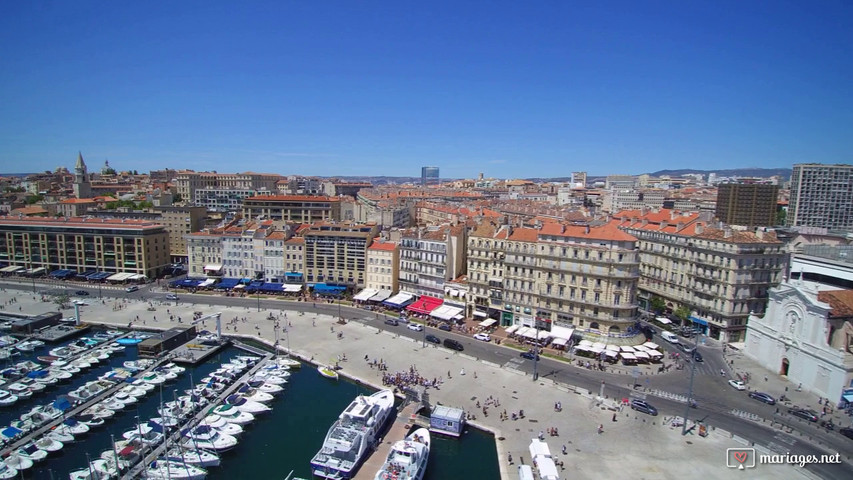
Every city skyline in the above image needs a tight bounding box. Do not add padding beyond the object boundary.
[1,2,851,178]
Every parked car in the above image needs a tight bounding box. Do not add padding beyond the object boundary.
[425,334,441,344]
[125,285,139,293]
[438,324,451,332]
[165,293,179,301]
[748,392,776,405]
[728,380,746,391]
[74,290,89,296]
[630,399,658,416]
[443,338,464,351]
[788,408,819,422]
[520,351,540,361]
[692,352,703,362]
[384,318,399,327]
[407,323,423,332]
[473,333,491,342]
[72,299,89,306]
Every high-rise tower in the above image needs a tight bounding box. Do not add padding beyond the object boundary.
[787,163,853,230]
[73,151,92,199]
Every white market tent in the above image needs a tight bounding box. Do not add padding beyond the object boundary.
[579,339,593,347]
[535,456,559,480]
[473,310,488,318]
[620,352,637,360]
[604,349,619,358]
[619,346,636,353]
[551,337,568,346]
[646,350,664,358]
[528,438,552,459]
[505,325,519,335]
[352,288,378,301]
[478,318,497,327]
[643,342,660,350]
[605,344,620,352]
[634,351,651,360]
[431,305,463,321]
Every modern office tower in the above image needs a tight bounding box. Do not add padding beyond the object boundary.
[715,182,780,227]
[73,152,92,199]
[0,216,169,279]
[242,195,342,223]
[302,222,379,288]
[787,163,853,230]
[421,166,439,186]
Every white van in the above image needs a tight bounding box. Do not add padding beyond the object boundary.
[661,331,679,344]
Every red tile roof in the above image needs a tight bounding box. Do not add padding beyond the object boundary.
[818,290,853,318]
[369,241,397,251]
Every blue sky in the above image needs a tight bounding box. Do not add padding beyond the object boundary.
[1,1,851,179]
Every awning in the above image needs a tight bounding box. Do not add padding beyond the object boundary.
[646,350,664,358]
[216,278,240,289]
[620,352,636,360]
[30,267,46,275]
[549,326,574,341]
[282,284,302,292]
[473,310,488,318]
[478,318,497,327]
[0,265,24,273]
[198,278,216,287]
[634,351,650,359]
[445,288,459,297]
[407,295,443,314]
[505,325,519,334]
[204,264,223,272]
[604,349,618,357]
[592,342,606,350]
[690,316,708,326]
[129,273,146,280]
[431,305,463,321]
[551,337,568,346]
[655,316,672,325]
[107,272,126,281]
[579,340,593,347]
[643,342,660,350]
[383,292,415,308]
[620,346,636,353]
[842,394,853,403]
[369,289,392,302]
[353,288,379,301]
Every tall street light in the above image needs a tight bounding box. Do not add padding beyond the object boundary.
[682,330,701,435]
[532,324,540,381]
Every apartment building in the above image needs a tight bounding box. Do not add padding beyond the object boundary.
[787,163,853,230]
[615,208,786,342]
[604,189,666,213]
[194,188,270,212]
[467,222,641,339]
[302,222,379,288]
[283,237,305,282]
[174,171,281,204]
[365,241,399,293]
[715,183,779,227]
[398,225,466,298]
[0,216,169,279]
[242,195,341,223]
[154,206,207,263]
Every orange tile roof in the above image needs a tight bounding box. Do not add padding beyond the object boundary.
[266,231,288,240]
[285,237,305,244]
[817,290,853,318]
[507,227,539,242]
[369,241,397,251]
[540,221,637,242]
[60,198,98,204]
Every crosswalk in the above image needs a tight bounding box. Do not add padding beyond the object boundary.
[503,358,525,370]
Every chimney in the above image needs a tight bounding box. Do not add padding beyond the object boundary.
[724,227,733,238]
[671,210,678,220]
[660,221,668,230]
[585,225,590,234]
[676,222,684,231]
[695,223,703,234]
[755,228,764,240]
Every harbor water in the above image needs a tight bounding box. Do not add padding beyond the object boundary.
[1,336,499,479]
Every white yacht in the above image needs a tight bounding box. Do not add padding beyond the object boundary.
[68,458,112,480]
[145,459,207,480]
[16,443,48,463]
[181,425,238,452]
[34,436,64,453]
[209,404,254,425]
[44,428,74,444]
[224,394,270,414]
[245,379,284,395]
[122,421,165,446]
[374,428,431,480]
[3,453,32,473]
[165,446,221,468]
[62,417,91,435]
[310,390,395,479]
[0,461,18,479]
[0,390,18,406]
[200,414,244,436]
[234,384,274,403]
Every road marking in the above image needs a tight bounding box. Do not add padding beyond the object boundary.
[773,433,797,446]
[504,359,524,370]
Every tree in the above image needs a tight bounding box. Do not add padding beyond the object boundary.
[650,296,666,314]
[25,194,44,204]
[776,209,787,226]
[674,305,691,325]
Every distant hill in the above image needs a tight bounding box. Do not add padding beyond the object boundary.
[649,168,792,180]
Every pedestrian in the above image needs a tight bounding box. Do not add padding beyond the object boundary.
[507,453,512,464]
[612,412,617,422]
[597,424,604,434]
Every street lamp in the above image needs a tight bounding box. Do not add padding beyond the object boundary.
[682,329,701,435]
[532,324,540,381]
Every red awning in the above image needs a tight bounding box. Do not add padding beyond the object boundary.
[406,295,443,314]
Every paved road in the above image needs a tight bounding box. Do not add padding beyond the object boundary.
[8,279,853,479]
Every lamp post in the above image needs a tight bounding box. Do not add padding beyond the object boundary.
[682,331,701,435]
[532,324,540,381]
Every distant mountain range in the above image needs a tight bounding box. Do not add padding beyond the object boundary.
[648,167,792,180]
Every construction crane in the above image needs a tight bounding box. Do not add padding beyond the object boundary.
[192,312,223,342]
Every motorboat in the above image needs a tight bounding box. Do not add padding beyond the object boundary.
[0,461,18,480]
[62,417,91,436]
[164,446,221,468]
[100,397,127,411]
[119,385,147,398]
[44,428,75,444]
[318,365,339,380]
[374,428,430,480]
[251,371,288,385]
[16,443,48,463]
[145,459,207,480]
[112,390,138,407]
[48,346,74,358]
[234,384,274,403]
[37,355,60,364]
[18,377,47,392]
[0,426,24,443]
[311,390,395,479]
[142,372,168,385]
[2,453,32,473]
[77,413,106,428]
[149,415,181,428]
[181,425,238,452]
[274,357,301,369]
[224,394,270,414]
[60,364,81,374]
[71,358,92,370]
[163,362,186,375]
[34,436,64,453]
[83,403,117,419]
[122,421,165,446]
[68,459,112,480]
[123,359,154,371]
[200,414,244,436]
[127,378,156,392]
[48,369,73,382]
[246,379,283,395]
[208,404,254,425]
[0,390,18,406]
[15,341,39,352]
[5,383,31,399]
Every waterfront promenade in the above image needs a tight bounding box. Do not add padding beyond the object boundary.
[0,287,815,480]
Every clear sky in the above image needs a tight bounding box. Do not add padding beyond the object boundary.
[1,1,851,179]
